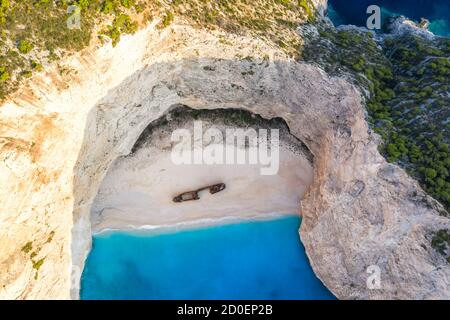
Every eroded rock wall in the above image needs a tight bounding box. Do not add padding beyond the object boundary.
[0,17,449,299]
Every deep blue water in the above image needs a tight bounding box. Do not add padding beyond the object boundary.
[80,216,335,300]
[328,0,450,36]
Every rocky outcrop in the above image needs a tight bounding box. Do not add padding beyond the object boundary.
[386,16,436,40]
[299,104,450,299]
[0,4,449,300]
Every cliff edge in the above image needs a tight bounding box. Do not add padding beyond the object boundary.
[0,0,448,299]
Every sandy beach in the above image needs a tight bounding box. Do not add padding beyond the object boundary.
[91,110,314,233]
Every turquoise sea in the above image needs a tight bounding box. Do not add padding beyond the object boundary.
[328,0,450,37]
[80,216,335,300]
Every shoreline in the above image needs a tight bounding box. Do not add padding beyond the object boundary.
[327,0,449,38]
[93,212,301,236]
[90,143,312,233]
[90,107,314,235]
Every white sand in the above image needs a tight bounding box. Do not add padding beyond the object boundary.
[91,117,314,233]
[91,143,313,233]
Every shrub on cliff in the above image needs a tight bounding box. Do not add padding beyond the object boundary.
[0,66,9,82]
[159,11,174,29]
[431,230,450,262]
[101,13,138,46]
[17,40,33,54]
[301,29,449,213]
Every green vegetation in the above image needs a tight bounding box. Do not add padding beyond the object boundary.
[30,60,43,72]
[373,36,449,212]
[20,232,54,278]
[0,0,319,101]
[0,0,142,100]
[21,241,46,279]
[46,230,55,243]
[17,40,33,54]
[32,257,45,280]
[22,70,32,78]
[302,28,449,213]
[298,0,315,23]
[167,0,316,57]
[431,230,450,263]
[0,66,9,81]
[32,258,45,270]
[158,10,173,29]
[21,241,33,254]
[101,13,138,46]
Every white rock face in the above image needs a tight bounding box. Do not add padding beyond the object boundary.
[312,0,328,16]
[386,16,436,40]
[0,19,449,300]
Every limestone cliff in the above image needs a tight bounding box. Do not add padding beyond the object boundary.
[0,1,449,299]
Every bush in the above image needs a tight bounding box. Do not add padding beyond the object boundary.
[121,0,134,9]
[21,241,32,253]
[302,30,450,212]
[32,258,45,270]
[18,40,33,54]
[159,11,174,29]
[101,0,115,14]
[0,66,9,81]
[30,60,43,72]
[22,70,32,78]
[431,229,450,261]
[74,0,90,10]
[0,0,10,25]
[102,14,138,46]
